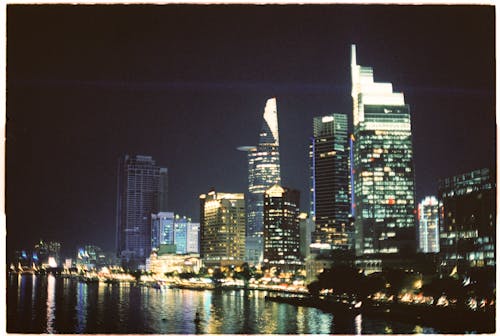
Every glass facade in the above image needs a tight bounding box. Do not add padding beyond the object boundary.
[438,168,496,273]
[115,155,168,264]
[263,185,301,268]
[418,196,440,253]
[351,45,416,257]
[310,114,352,250]
[186,222,200,254]
[151,212,175,250]
[151,212,199,255]
[239,98,281,264]
[199,190,246,266]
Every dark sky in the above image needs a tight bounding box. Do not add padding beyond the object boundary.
[6,4,496,258]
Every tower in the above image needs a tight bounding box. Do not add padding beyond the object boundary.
[115,155,168,266]
[199,189,246,267]
[310,114,351,251]
[238,97,281,264]
[263,185,301,270]
[351,45,417,258]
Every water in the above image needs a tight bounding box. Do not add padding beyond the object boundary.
[8,273,437,334]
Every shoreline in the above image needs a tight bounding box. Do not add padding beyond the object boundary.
[265,294,496,334]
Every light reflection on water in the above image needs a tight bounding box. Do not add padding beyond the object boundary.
[355,313,363,334]
[45,274,56,333]
[76,281,87,333]
[8,274,438,334]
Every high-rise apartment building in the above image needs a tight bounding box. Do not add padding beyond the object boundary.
[438,168,495,273]
[116,155,168,265]
[418,196,440,253]
[199,190,246,267]
[310,114,352,250]
[351,45,416,258]
[263,185,301,269]
[238,98,281,264]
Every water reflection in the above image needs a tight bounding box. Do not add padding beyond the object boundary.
[46,274,56,333]
[355,313,362,335]
[8,275,439,334]
[75,282,87,332]
[31,275,37,318]
[17,274,22,309]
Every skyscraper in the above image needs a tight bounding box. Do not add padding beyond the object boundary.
[199,189,246,267]
[115,155,168,266]
[351,45,416,258]
[438,168,495,273]
[310,114,351,251]
[263,185,301,269]
[238,97,281,264]
[418,196,440,253]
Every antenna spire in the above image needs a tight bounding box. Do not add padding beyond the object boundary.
[351,44,357,66]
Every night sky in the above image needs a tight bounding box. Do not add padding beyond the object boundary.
[6,4,495,258]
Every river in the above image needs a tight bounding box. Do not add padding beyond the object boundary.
[7,273,438,334]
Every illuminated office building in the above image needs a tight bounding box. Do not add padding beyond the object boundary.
[439,168,495,273]
[151,212,175,250]
[238,98,281,264]
[116,155,168,265]
[76,245,106,269]
[186,222,200,254]
[310,114,352,250]
[199,190,246,267]
[351,45,416,258]
[299,212,314,260]
[263,185,301,269]
[151,212,200,254]
[174,216,200,254]
[418,196,440,253]
[33,240,61,267]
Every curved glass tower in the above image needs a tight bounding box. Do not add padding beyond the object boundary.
[239,98,281,264]
[351,45,416,258]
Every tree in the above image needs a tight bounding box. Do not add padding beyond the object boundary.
[179,272,196,280]
[211,267,225,287]
[307,280,321,296]
[361,272,387,298]
[467,267,495,300]
[421,276,465,306]
[315,265,365,300]
[382,268,410,303]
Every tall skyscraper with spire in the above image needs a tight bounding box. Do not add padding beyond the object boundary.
[238,98,281,264]
[310,114,352,251]
[351,45,416,258]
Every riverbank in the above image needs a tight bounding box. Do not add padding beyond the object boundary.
[265,294,495,333]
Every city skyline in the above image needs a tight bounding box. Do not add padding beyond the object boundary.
[7,4,495,258]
